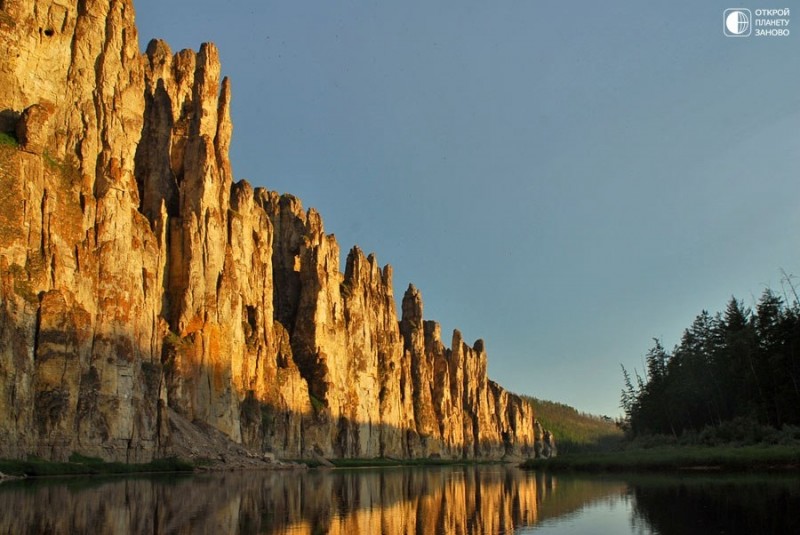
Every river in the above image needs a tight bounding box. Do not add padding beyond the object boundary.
[0,465,798,534]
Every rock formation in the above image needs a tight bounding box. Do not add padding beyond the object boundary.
[0,0,551,462]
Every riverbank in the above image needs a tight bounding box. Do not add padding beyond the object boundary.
[293,457,507,469]
[520,444,800,472]
[0,454,195,478]
[0,452,315,478]
[0,454,513,478]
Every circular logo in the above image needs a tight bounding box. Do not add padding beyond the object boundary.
[725,10,750,35]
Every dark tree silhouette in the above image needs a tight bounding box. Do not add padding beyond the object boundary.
[620,286,800,437]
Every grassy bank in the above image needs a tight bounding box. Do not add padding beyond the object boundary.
[290,457,505,469]
[0,454,505,476]
[520,444,800,472]
[0,454,194,478]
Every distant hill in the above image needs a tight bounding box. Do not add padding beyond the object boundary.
[523,397,624,453]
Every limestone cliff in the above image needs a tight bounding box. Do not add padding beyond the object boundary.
[0,0,552,462]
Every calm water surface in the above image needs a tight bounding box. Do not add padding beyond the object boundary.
[1,465,798,534]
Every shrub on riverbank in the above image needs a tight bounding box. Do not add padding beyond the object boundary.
[287,457,502,469]
[0,454,194,477]
[520,444,800,472]
[616,418,800,450]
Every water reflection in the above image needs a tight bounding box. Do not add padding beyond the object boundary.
[0,467,624,534]
[629,474,800,534]
[0,467,798,534]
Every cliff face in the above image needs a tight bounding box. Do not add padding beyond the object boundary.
[0,0,550,462]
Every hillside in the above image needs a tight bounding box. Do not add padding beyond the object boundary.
[523,397,623,453]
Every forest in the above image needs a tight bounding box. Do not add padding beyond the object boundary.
[620,285,800,439]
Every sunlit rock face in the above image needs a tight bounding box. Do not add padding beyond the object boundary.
[0,0,551,461]
[0,0,161,463]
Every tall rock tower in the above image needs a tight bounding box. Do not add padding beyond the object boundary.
[0,0,550,462]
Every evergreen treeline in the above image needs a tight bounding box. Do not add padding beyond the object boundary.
[621,288,800,437]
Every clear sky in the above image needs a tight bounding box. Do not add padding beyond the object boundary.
[134,1,800,417]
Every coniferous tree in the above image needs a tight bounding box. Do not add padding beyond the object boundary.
[621,288,800,438]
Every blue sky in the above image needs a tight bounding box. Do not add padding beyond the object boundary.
[134,1,800,417]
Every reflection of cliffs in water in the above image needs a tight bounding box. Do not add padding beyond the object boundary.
[0,467,625,535]
[6,470,798,534]
[630,475,800,535]
[535,475,630,523]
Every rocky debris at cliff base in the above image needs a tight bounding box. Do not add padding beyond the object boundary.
[500,453,526,463]
[0,471,24,482]
[165,409,305,471]
[313,454,335,468]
